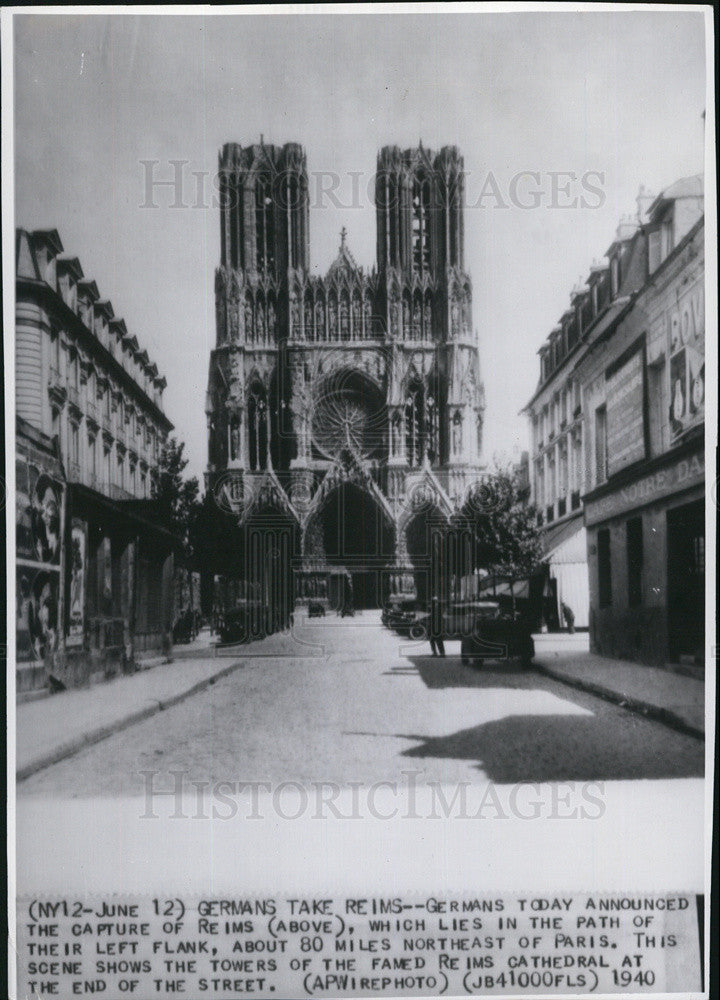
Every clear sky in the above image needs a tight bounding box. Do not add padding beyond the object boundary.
[14,9,707,482]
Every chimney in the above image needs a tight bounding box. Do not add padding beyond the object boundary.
[615,214,639,244]
[636,185,655,224]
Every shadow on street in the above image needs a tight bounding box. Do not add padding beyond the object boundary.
[373,657,704,782]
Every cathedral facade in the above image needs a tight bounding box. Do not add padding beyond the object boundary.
[206,140,485,610]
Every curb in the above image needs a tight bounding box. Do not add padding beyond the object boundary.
[16,658,246,783]
[535,661,705,741]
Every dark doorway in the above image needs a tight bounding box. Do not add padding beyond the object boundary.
[244,514,297,635]
[351,570,378,610]
[319,484,393,609]
[667,499,704,662]
[321,483,392,560]
[406,509,448,608]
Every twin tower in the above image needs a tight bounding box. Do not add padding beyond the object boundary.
[206,139,485,605]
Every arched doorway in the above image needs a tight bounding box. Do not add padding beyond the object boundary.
[314,482,394,609]
[244,506,299,635]
[405,506,448,607]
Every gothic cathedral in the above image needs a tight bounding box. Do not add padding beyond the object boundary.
[206,140,485,609]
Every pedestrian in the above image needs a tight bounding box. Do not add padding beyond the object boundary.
[561,602,575,634]
[429,595,445,658]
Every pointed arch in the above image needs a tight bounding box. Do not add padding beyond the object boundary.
[266,290,277,343]
[404,376,426,468]
[304,287,314,341]
[247,380,268,471]
[351,288,362,339]
[315,290,325,340]
[340,288,350,341]
[412,290,422,340]
[255,290,266,343]
[327,288,338,341]
[402,290,411,340]
[244,291,254,344]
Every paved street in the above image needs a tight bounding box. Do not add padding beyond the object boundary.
[19,613,703,796]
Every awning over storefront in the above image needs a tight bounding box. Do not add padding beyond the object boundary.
[542,519,589,628]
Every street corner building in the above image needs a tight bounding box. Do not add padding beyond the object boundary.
[15,228,178,692]
[525,176,704,667]
[205,141,486,612]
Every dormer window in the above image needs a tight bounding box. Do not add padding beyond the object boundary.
[610,257,619,298]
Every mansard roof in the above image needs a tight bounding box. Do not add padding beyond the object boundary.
[647,173,703,219]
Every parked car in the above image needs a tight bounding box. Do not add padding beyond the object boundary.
[410,600,535,669]
[460,603,534,670]
[218,600,268,644]
[382,598,423,634]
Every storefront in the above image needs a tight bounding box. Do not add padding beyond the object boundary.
[15,417,66,692]
[584,436,704,666]
[56,484,178,687]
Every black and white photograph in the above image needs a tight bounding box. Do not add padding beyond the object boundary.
[3,5,716,998]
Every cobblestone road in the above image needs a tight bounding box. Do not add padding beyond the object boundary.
[19,613,704,796]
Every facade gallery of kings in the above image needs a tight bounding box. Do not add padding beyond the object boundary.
[205,141,485,611]
[525,177,705,666]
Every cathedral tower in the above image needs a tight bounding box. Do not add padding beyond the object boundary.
[206,140,485,610]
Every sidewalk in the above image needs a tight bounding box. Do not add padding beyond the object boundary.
[16,652,244,782]
[535,649,705,739]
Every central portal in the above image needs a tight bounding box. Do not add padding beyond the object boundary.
[316,482,394,610]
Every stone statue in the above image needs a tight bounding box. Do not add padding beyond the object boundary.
[244,296,253,343]
[363,295,372,336]
[452,414,462,454]
[230,416,241,461]
[352,293,362,336]
[390,297,400,338]
[413,299,421,339]
[315,300,325,339]
[451,298,460,337]
[391,412,401,455]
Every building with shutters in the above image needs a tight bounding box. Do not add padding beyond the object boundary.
[580,179,704,667]
[15,228,177,689]
[206,141,485,612]
[524,174,704,664]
